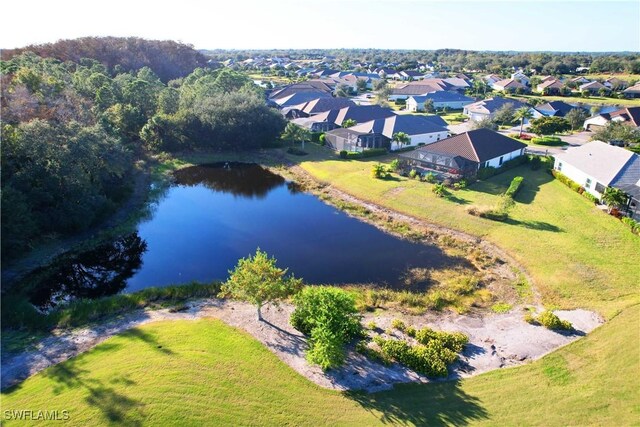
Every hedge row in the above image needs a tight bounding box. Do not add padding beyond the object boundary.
[551,170,599,204]
[531,136,564,146]
[339,148,388,159]
[505,176,524,198]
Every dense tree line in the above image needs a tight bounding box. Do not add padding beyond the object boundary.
[2,37,207,82]
[206,48,640,75]
[1,51,285,261]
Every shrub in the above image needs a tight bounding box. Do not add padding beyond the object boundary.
[391,319,406,331]
[290,287,362,369]
[310,132,322,142]
[319,133,326,145]
[371,163,388,179]
[453,179,468,190]
[432,183,448,197]
[491,302,512,313]
[425,172,437,183]
[339,150,348,159]
[505,176,524,198]
[405,326,417,337]
[366,321,377,330]
[621,217,640,235]
[531,136,564,146]
[409,169,418,179]
[477,166,497,180]
[286,147,308,156]
[537,310,573,331]
[389,159,400,172]
[361,148,388,158]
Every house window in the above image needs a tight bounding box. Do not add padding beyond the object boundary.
[499,156,504,166]
[595,182,606,194]
[557,162,563,171]
[585,178,592,189]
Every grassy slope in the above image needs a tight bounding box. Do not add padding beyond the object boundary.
[299,148,640,317]
[3,309,638,426]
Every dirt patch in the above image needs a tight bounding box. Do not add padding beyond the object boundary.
[1,300,602,393]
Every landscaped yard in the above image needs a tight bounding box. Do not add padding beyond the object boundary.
[2,308,638,426]
[298,145,640,318]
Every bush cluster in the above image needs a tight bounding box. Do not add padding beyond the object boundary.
[372,326,468,377]
[340,148,387,160]
[290,287,362,370]
[621,217,640,235]
[531,136,564,146]
[525,310,573,331]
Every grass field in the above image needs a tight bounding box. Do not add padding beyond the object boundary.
[297,146,639,318]
[3,309,638,426]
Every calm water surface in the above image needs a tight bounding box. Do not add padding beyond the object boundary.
[25,163,461,308]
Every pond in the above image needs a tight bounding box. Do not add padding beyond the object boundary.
[22,163,466,309]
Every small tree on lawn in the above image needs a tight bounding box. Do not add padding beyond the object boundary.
[423,98,435,113]
[565,108,588,130]
[220,249,302,320]
[514,106,534,137]
[281,122,310,149]
[528,116,571,136]
[392,131,410,151]
[601,187,627,213]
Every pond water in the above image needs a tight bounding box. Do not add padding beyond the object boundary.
[23,163,465,308]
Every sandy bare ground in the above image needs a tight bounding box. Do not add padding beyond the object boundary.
[0,299,602,392]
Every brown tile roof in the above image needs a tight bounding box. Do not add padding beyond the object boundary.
[610,107,640,127]
[537,79,564,90]
[405,129,526,163]
[494,79,526,89]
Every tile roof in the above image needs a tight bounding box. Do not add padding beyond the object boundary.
[464,97,527,115]
[313,105,397,126]
[401,129,526,163]
[300,97,355,115]
[609,107,640,127]
[493,79,526,89]
[623,83,640,94]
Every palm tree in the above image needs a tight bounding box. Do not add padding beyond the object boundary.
[602,187,627,213]
[514,106,534,137]
[392,132,410,151]
[281,123,311,149]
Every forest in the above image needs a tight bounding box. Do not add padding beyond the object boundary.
[1,39,285,261]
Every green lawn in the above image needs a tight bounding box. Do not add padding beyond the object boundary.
[298,148,640,318]
[3,309,638,426]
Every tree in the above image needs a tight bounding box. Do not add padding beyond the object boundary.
[423,98,435,113]
[598,87,609,98]
[471,117,498,131]
[565,108,588,130]
[356,78,367,93]
[493,102,516,125]
[341,118,357,128]
[514,106,534,136]
[220,249,302,320]
[281,122,310,149]
[601,187,627,213]
[335,83,350,97]
[528,116,571,136]
[473,79,488,97]
[591,122,640,145]
[392,131,410,151]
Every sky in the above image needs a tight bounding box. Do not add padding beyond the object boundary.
[2,0,639,52]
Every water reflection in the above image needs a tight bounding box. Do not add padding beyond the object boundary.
[174,162,285,198]
[25,234,147,309]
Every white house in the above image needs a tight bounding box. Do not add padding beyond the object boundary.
[463,97,527,121]
[349,114,449,149]
[553,141,639,199]
[511,71,530,85]
[406,92,475,111]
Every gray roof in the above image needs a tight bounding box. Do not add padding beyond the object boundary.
[409,92,475,103]
[554,141,637,185]
[465,97,527,115]
[300,97,356,115]
[611,155,640,200]
[313,105,397,126]
[349,115,448,138]
[274,92,332,107]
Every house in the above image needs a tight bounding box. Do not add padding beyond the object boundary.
[484,74,502,86]
[273,91,333,108]
[569,76,591,85]
[553,141,640,218]
[312,105,397,128]
[463,97,527,121]
[579,81,609,94]
[348,115,449,149]
[604,78,628,90]
[536,79,565,94]
[623,83,640,98]
[396,70,427,81]
[492,79,528,93]
[511,71,530,85]
[583,107,640,131]
[269,81,333,100]
[534,101,587,117]
[324,128,390,152]
[398,129,527,178]
[443,78,471,91]
[406,92,475,111]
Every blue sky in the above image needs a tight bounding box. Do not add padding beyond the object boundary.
[3,0,639,51]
